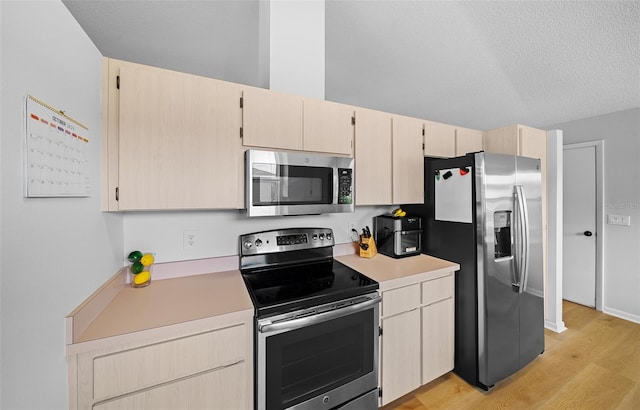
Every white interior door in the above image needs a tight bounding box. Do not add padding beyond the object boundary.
[563,145,597,307]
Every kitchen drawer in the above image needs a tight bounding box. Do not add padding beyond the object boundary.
[421,275,453,305]
[94,360,249,410]
[382,284,420,317]
[92,323,246,401]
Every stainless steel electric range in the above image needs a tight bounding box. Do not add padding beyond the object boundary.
[239,227,380,410]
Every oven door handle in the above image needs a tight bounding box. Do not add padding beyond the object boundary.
[258,295,381,334]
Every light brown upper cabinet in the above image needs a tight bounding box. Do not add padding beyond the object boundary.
[302,98,354,155]
[353,107,392,205]
[423,120,456,158]
[392,115,424,204]
[455,126,483,156]
[424,121,483,158]
[241,89,354,156]
[102,58,244,211]
[483,124,546,159]
[241,86,304,151]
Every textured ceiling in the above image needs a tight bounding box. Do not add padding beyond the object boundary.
[325,0,640,129]
[64,0,640,130]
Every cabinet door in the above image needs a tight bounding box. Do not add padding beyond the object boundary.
[242,86,303,151]
[518,125,547,159]
[381,309,421,405]
[421,298,454,385]
[117,64,243,210]
[392,116,424,204]
[482,124,519,155]
[455,127,483,156]
[354,108,392,205]
[424,120,456,158]
[94,362,250,410]
[303,98,354,155]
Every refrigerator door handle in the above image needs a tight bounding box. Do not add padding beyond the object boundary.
[514,185,530,294]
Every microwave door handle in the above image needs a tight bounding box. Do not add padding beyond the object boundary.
[259,295,381,334]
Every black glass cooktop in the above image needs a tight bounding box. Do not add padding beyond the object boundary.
[241,259,378,318]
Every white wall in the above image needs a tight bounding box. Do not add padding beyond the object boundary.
[269,0,325,99]
[124,207,391,263]
[546,107,640,323]
[0,1,123,408]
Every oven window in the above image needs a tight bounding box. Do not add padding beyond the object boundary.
[252,164,333,206]
[265,309,375,409]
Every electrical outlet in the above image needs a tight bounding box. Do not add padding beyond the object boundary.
[183,230,199,250]
[348,220,356,235]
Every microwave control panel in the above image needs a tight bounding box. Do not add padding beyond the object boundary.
[338,168,353,204]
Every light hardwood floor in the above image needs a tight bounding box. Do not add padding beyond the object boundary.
[381,300,640,409]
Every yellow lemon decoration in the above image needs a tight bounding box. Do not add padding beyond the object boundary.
[127,250,155,288]
[133,270,151,286]
[140,253,154,266]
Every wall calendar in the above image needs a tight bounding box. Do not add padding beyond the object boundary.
[24,95,90,197]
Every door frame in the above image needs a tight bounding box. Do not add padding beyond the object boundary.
[563,140,604,311]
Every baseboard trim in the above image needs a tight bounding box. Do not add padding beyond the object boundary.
[603,306,640,324]
[545,319,567,333]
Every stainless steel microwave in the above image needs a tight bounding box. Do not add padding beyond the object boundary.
[245,149,354,217]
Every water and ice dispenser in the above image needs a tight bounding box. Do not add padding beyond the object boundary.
[494,211,512,259]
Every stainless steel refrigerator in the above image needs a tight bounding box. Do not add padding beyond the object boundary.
[403,152,544,390]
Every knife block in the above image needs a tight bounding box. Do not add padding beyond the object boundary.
[359,236,377,258]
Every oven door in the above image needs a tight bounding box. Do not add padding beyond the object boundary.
[257,293,380,410]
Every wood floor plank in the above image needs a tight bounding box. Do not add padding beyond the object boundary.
[593,323,640,383]
[542,362,635,409]
[616,383,640,410]
[382,302,640,409]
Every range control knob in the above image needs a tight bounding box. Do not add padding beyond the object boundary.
[326,233,332,240]
[319,233,325,240]
[243,240,253,249]
[255,239,263,247]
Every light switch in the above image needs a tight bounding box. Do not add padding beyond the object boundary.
[607,214,631,226]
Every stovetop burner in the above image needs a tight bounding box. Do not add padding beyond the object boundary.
[239,228,378,317]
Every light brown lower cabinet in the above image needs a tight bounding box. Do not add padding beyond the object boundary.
[379,273,455,405]
[69,320,252,410]
[93,364,247,410]
[421,297,454,384]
